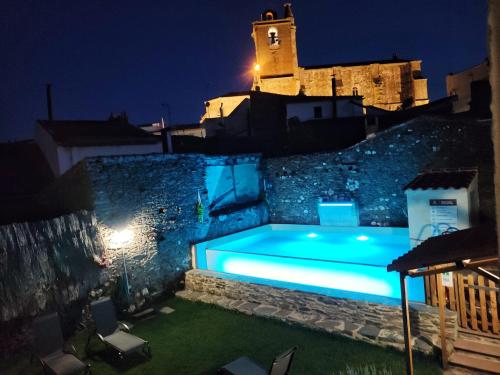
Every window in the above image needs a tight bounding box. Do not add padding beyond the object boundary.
[352,87,359,96]
[268,27,279,46]
[313,106,323,119]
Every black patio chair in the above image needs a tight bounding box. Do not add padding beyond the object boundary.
[32,312,90,375]
[87,297,151,359]
[218,346,297,375]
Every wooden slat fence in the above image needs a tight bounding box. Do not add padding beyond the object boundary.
[425,270,500,335]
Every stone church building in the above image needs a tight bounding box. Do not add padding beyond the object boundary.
[199,4,430,134]
[252,4,429,110]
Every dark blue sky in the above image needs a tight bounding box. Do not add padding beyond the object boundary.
[0,0,488,141]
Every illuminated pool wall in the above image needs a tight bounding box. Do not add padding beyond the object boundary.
[194,225,425,304]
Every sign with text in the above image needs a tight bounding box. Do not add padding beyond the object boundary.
[430,199,458,232]
[429,199,457,206]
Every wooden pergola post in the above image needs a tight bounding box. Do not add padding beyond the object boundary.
[436,273,448,368]
[400,272,414,375]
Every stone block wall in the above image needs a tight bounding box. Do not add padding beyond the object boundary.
[82,153,268,295]
[264,116,494,227]
[0,153,269,322]
[297,62,427,110]
[180,269,458,354]
[0,210,105,321]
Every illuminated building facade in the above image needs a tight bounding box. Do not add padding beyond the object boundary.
[252,4,429,111]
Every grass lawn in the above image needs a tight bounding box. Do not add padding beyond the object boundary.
[1,297,441,374]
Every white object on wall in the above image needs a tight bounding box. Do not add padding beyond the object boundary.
[405,171,479,249]
[318,201,359,226]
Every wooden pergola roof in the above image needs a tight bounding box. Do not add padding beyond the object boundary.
[388,225,498,274]
[403,169,477,191]
[387,225,499,374]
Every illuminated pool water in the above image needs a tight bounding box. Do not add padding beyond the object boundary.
[193,224,424,304]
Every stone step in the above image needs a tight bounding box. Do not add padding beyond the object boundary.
[454,338,500,358]
[449,352,500,374]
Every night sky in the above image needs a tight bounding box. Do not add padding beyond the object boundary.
[0,0,488,141]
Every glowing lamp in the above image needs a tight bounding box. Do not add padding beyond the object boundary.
[109,229,133,249]
[356,235,369,241]
[306,233,318,239]
[254,63,261,72]
[108,228,134,302]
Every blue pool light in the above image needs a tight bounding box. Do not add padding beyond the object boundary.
[306,233,318,239]
[356,235,369,241]
[219,256,394,297]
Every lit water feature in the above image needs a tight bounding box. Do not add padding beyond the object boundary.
[194,224,424,304]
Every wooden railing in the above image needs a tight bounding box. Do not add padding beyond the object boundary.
[425,270,500,334]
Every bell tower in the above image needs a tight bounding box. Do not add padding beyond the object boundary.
[251,4,300,95]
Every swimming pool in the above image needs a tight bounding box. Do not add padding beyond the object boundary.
[193,224,424,304]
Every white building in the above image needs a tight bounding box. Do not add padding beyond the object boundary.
[286,96,364,122]
[35,119,163,176]
[405,169,479,249]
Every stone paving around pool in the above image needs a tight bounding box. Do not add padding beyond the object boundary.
[177,269,458,356]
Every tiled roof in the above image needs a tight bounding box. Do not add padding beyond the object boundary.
[387,225,497,272]
[404,169,477,190]
[38,120,161,147]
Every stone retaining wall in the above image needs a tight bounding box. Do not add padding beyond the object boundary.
[179,269,458,355]
[264,116,494,226]
[0,210,105,321]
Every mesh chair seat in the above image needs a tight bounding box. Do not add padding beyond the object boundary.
[220,356,267,375]
[32,313,89,375]
[42,350,88,375]
[88,297,151,359]
[103,330,147,355]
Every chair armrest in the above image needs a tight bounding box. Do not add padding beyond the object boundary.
[96,333,106,343]
[118,321,131,332]
[63,343,78,356]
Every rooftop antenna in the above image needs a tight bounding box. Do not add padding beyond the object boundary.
[46,83,53,120]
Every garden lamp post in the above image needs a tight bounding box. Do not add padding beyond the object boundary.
[109,229,134,302]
